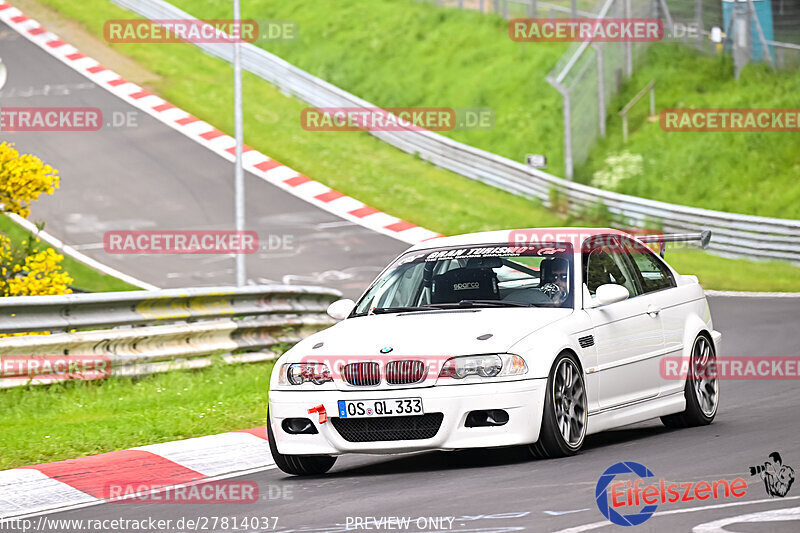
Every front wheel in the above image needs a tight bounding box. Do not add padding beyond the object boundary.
[661,334,719,428]
[529,353,587,458]
[267,410,337,476]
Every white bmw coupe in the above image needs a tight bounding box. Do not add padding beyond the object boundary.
[267,228,720,475]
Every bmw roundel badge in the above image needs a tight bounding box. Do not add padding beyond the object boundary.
[380,346,393,354]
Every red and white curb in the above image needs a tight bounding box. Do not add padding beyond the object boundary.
[0,2,442,246]
[0,427,273,520]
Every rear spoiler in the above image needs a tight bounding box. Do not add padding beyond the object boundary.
[635,230,712,258]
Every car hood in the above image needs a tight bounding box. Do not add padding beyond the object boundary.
[292,307,573,359]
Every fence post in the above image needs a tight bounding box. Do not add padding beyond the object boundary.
[595,44,606,138]
[529,0,537,18]
[622,112,628,143]
[503,0,509,18]
[480,0,485,12]
[624,0,633,75]
[695,0,703,51]
[571,0,577,18]
[494,0,500,14]
[650,85,655,116]
[458,0,464,9]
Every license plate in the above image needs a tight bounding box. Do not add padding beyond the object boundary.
[337,398,423,418]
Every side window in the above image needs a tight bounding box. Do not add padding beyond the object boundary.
[582,236,640,297]
[623,238,676,293]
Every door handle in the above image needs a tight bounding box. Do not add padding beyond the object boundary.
[647,305,661,317]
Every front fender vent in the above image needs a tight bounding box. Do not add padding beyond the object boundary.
[578,335,595,348]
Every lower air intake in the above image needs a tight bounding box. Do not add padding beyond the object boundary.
[331,413,444,442]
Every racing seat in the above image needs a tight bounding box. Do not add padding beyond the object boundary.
[431,268,500,303]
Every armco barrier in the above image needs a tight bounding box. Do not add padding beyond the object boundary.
[0,285,340,387]
[109,0,800,263]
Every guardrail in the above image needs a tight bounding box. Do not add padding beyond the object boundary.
[111,0,800,263]
[0,285,341,387]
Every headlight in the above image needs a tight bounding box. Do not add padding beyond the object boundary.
[438,354,527,379]
[279,362,332,385]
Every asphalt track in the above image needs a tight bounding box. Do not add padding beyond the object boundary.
[0,18,406,298]
[3,12,800,533]
[16,296,800,533]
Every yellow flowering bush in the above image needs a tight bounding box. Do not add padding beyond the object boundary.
[0,142,60,218]
[0,143,72,298]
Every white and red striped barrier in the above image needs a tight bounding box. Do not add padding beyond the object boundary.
[0,427,273,519]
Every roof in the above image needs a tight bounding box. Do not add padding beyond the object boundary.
[406,227,627,252]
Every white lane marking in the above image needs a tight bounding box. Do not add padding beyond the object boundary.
[552,495,800,533]
[0,469,97,519]
[134,432,273,477]
[0,463,277,523]
[705,290,800,298]
[544,509,590,516]
[693,505,800,533]
[7,213,158,290]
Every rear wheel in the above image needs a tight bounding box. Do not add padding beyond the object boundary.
[529,353,587,458]
[661,334,719,428]
[267,410,337,476]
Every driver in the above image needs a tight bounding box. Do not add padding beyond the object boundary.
[541,257,569,304]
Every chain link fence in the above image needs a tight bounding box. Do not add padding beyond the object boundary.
[424,0,800,179]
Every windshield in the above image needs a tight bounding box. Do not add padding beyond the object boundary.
[353,243,574,316]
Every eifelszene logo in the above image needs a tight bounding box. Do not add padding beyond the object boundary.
[595,461,747,526]
[749,452,795,497]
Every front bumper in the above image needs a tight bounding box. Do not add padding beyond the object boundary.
[269,379,547,455]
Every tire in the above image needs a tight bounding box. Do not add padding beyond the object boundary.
[529,352,588,458]
[267,409,337,476]
[661,334,719,428]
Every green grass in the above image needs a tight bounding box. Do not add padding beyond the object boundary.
[0,214,139,292]
[578,45,800,219]
[0,360,273,469]
[28,0,800,291]
[163,0,800,219]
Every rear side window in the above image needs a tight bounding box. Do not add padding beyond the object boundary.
[582,236,640,297]
[623,238,676,293]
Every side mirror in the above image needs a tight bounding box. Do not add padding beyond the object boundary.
[327,298,355,320]
[0,58,7,91]
[595,284,629,306]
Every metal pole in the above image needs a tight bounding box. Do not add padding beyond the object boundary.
[571,0,577,18]
[695,0,703,51]
[595,44,606,137]
[624,0,633,76]
[233,0,246,287]
[622,113,628,143]
[649,86,655,117]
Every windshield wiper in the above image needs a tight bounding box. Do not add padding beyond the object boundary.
[432,300,535,308]
[371,305,443,315]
